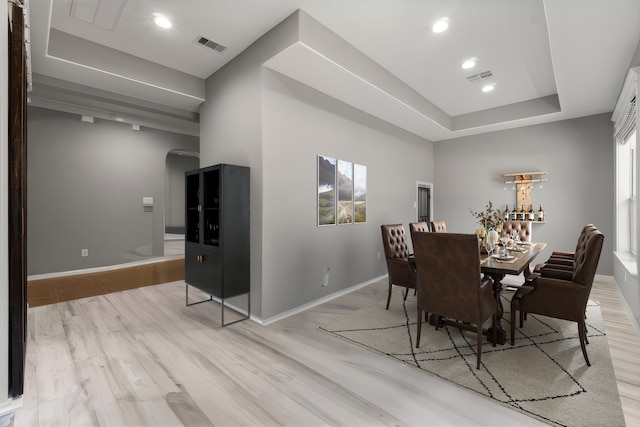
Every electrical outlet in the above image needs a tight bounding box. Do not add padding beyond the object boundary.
[81,249,88,257]
[322,267,330,287]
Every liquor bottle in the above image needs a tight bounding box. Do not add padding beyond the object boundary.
[504,204,510,221]
[511,204,517,221]
[537,204,545,222]
[519,203,525,221]
[528,204,535,221]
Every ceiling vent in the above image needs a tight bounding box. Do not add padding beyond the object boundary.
[467,70,493,82]
[194,36,227,53]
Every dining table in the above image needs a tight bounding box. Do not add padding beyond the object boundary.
[480,241,547,344]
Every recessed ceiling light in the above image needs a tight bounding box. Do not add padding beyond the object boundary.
[153,13,172,29]
[462,58,477,69]
[432,18,449,33]
[482,84,495,93]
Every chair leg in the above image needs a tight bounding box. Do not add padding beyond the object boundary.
[416,309,423,348]
[510,307,516,345]
[403,288,409,301]
[520,311,528,328]
[385,282,392,310]
[476,323,482,370]
[578,320,591,366]
[493,314,497,348]
[584,317,589,344]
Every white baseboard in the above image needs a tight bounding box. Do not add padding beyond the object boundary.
[256,275,387,326]
[0,396,22,427]
[27,255,184,281]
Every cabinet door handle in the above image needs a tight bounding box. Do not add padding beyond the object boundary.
[196,254,204,263]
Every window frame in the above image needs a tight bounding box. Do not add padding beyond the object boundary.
[613,67,639,263]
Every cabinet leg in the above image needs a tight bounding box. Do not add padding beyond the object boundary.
[221,292,250,327]
[185,283,213,306]
[185,284,250,327]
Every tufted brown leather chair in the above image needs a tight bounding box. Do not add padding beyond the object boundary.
[412,232,496,370]
[510,227,604,366]
[409,222,430,261]
[409,222,429,233]
[381,224,416,309]
[533,224,597,274]
[500,220,532,242]
[430,220,447,233]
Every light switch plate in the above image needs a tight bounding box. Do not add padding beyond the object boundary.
[143,196,154,206]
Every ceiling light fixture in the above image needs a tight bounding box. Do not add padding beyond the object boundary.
[482,84,495,93]
[462,58,477,69]
[153,13,172,29]
[432,18,449,33]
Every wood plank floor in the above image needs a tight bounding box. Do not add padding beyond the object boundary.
[27,258,185,307]
[13,275,639,426]
[590,276,640,425]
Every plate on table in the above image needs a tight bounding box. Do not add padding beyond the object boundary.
[492,254,515,260]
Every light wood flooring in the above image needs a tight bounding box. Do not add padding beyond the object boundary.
[13,275,640,426]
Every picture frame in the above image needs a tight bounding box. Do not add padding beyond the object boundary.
[337,160,354,224]
[354,164,367,223]
[317,155,336,226]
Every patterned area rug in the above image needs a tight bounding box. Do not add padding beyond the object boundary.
[320,291,625,427]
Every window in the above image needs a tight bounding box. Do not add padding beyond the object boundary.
[614,86,636,256]
[616,130,636,254]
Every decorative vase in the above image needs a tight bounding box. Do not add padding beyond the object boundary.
[486,229,499,252]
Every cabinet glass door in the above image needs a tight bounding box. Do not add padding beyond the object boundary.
[203,169,220,246]
[186,172,201,244]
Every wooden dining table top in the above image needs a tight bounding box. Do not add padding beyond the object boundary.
[480,241,547,276]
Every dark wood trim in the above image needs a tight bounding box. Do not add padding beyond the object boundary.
[28,259,185,307]
[8,1,27,398]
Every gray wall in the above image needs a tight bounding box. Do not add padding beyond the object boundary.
[433,113,615,275]
[614,257,639,329]
[165,153,199,232]
[27,106,199,275]
[200,11,434,320]
[260,72,432,319]
[199,11,301,319]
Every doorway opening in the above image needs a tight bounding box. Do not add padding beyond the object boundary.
[416,182,433,226]
[164,149,199,256]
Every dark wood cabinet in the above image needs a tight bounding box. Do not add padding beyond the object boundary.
[185,164,250,325]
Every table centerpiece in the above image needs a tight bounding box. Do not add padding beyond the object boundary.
[470,201,504,253]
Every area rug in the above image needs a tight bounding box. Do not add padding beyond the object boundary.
[320,292,625,427]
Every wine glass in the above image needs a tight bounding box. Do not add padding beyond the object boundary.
[486,241,494,257]
[486,232,497,257]
[511,230,520,247]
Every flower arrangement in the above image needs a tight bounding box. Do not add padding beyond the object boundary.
[469,201,504,231]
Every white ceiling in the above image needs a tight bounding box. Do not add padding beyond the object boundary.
[26,0,640,140]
